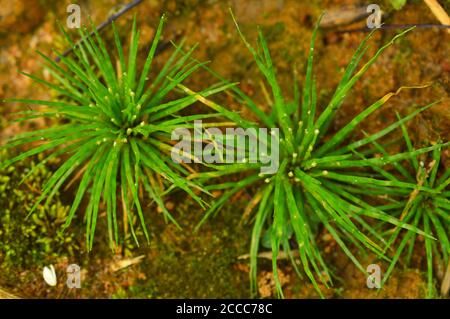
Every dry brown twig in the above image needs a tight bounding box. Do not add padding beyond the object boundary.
[424,0,450,34]
[442,261,450,296]
[0,287,20,299]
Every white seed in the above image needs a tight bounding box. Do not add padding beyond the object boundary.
[264,178,271,183]
[314,129,320,135]
[126,128,132,135]
[322,170,328,175]
[292,153,298,158]
[42,265,57,287]
[288,171,294,178]
[311,162,317,167]
[140,121,145,126]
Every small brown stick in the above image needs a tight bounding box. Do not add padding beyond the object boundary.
[110,255,145,272]
[424,0,450,34]
[0,287,20,299]
[442,261,450,296]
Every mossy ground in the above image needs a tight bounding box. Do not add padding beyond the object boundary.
[0,0,448,298]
